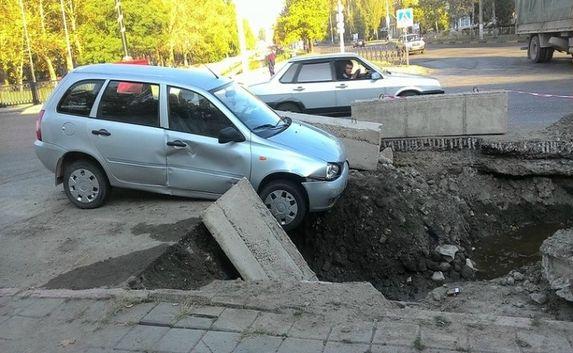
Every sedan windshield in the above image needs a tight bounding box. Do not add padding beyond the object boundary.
[213,83,286,134]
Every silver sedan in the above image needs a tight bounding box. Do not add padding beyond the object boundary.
[249,53,443,116]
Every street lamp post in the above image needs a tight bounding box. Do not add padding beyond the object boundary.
[478,0,484,40]
[336,1,345,53]
[17,0,39,105]
[386,0,391,40]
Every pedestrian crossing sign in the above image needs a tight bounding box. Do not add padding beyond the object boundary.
[397,8,414,29]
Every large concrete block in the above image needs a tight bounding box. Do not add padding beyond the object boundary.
[351,91,508,138]
[279,111,382,171]
[541,228,573,302]
[201,179,317,282]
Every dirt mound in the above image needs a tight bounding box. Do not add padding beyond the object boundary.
[292,151,573,301]
[545,113,573,141]
[128,224,238,290]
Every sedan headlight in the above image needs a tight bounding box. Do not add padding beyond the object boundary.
[326,163,341,180]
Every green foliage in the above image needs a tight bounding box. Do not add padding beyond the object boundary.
[274,0,330,50]
[0,0,246,83]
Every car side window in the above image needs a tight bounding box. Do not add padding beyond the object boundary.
[335,59,373,81]
[168,86,233,138]
[57,80,104,117]
[98,80,160,127]
[279,63,299,83]
[296,62,333,83]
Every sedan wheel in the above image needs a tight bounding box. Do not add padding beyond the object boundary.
[63,160,110,209]
[259,180,307,231]
[68,169,100,203]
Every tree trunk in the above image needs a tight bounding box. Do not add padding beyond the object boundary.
[42,55,57,81]
[183,52,189,67]
[308,38,314,52]
[68,0,83,58]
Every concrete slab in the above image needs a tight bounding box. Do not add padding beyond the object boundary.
[201,178,317,281]
[280,111,382,171]
[351,91,508,138]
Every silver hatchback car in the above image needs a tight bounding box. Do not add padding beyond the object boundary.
[249,53,443,116]
[34,64,348,230]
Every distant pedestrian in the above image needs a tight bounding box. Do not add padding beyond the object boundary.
[266,49,276,77]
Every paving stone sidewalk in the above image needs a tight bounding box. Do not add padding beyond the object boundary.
[1,288,572,353]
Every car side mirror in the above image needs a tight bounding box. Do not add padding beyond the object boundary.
[371,72,382,80]
[218,126,245,144]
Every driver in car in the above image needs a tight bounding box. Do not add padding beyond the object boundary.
[341,61,359,80]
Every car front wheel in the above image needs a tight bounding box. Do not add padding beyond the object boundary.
[259,180,307,231]
[63,160,110,209]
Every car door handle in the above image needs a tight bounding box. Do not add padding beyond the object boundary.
[91,129,111,136]
[166,140,187,148]
[336,84,348,89]
[293,86,305,92]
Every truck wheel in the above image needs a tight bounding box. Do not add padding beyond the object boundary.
[528,35,544,63]
[543,48,554,63]
[259,180,307,231]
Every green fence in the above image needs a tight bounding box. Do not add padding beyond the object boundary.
[0,81,57,107]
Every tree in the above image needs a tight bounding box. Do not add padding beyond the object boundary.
[357,0,385,40]
[274,0,330,51]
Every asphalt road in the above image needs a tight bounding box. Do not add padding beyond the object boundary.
[0,107,210,289]
[410,43,573,132]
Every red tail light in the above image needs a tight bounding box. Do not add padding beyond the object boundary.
[36,110,45,141]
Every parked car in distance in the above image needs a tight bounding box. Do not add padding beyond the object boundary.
[248,53,442,116]
[400,34,426,54]
[34,64,349,230]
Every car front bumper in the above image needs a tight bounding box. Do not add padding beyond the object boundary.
[302,161,349,212]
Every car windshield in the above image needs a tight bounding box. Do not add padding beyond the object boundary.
[213,83,287,134]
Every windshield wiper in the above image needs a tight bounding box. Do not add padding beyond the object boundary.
[252,124,276,131]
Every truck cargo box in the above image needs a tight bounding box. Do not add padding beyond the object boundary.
[516,0,573,34]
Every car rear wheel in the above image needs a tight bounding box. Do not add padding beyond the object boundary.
[63,160,110,209]
[259,180,307,231]
[276,102,302,113]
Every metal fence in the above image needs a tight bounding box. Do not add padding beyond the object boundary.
[313,43,408,65]
[0,81,57,107]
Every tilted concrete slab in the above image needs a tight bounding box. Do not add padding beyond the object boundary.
[278,111,382,171]
[351,90,508,138]
[201,178,317,282]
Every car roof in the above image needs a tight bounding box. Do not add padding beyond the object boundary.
[288,53,362,63]
[72,64,231,91]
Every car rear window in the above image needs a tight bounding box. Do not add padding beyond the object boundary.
[297,62,333,83]
[97,80,160,127]
[57,80,104,117]
[279,63,299,83]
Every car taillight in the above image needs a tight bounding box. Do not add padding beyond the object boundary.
[36,110,45,141]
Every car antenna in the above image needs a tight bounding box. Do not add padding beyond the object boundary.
[204,65,219,79]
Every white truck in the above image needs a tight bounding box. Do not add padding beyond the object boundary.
[516,0,573,63]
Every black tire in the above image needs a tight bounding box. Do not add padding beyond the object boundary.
[63,160,110,209]
[543,48,554,63]
[276,102,302,113]
[528,35,544,63]
[259,180,307,231]
[398,90,420,97]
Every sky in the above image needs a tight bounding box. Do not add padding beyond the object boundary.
[236,0,285,33]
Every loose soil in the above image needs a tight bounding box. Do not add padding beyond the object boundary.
[134,114,573,320]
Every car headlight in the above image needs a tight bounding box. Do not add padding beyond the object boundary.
[326,163,340,180]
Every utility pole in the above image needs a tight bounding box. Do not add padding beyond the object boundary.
[60,0,74,71]
[114,0,130,60]
[235,1,249,74]
[336,1,345,53]
[18,0,39,105]
[478,0,484,40]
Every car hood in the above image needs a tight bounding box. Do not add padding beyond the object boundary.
[268,120,346,163]
[384,71,441,88]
